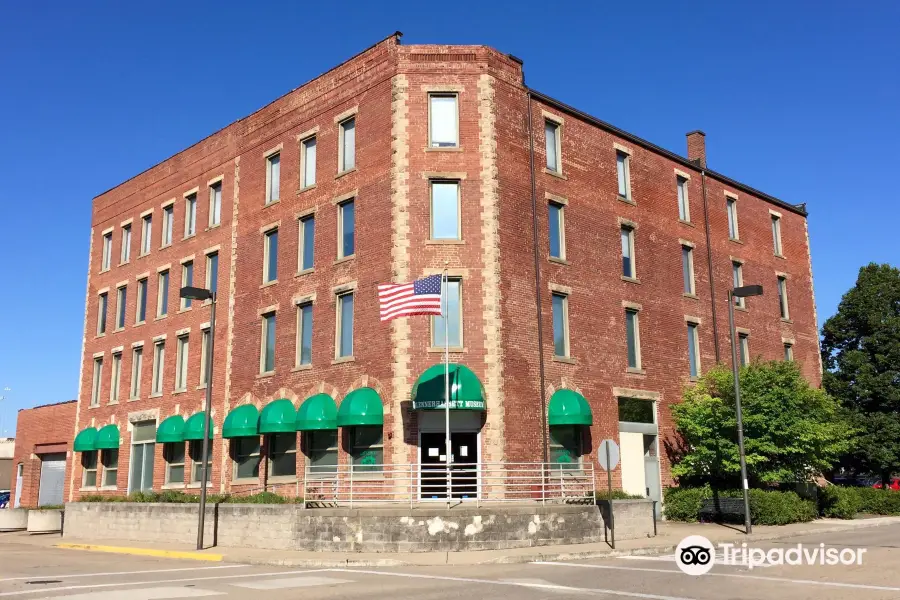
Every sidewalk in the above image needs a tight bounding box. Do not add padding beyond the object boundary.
[6,516,899,567]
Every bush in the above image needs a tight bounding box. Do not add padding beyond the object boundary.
[78,490,301,505]
[595,490,644,501]
[223,492,292,504]
[821,487,900,518]
[664,486,816,525]
[663,486,710,522]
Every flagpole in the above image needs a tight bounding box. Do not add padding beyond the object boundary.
[443,267,451,507]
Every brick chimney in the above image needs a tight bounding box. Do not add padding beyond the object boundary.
[686,130,706,168]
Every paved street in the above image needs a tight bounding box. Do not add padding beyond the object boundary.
[2,525,899,599]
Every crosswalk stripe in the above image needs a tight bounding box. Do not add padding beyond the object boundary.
[34,587,224,600]
[230,576,352,590]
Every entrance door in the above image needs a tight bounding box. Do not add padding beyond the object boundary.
[643,434,661,517]
[37,453,66,507]
[419,431,479,500]
[420,432,448,499]
[14,463,23,508]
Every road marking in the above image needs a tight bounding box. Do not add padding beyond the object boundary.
[33,587,225,600]
[0,569,330,597]
[0,565,248,583]
[531,561,900,592]
[621,552,774,568]
[230,575,352,590]
[329,568,700,600]
[55,544,223,562]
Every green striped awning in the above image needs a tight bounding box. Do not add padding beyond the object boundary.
[73,427,98,452]
[95,424,121,449]
[411,363,485,411]
[184,412,213,441]
[296,393,338,431]
[548,389,593,426]
[156,415,186,443]
[259,399,297,434]
[337,388,384,427]
[223,404,259,438]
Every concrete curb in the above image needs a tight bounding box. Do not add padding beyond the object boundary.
[55,543,223,562]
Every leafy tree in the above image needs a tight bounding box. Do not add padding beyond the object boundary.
[821,263,900,485]
[671,361,852,487]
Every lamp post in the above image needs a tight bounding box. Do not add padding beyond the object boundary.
[727,283,763,535]
[179,286,216,550]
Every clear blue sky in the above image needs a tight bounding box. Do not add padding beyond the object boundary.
[1,1,897,433]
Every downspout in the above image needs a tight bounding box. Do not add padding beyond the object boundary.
[700,170,721,363]
[527,91,549,463]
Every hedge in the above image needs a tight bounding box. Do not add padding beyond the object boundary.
[819,486,900,519]
[79,491,301,504]
[595,490,645,501]
[664,486,817,525]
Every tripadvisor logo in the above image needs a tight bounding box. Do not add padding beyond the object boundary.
[675,535,716,576]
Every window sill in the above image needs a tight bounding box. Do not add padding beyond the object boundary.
[183,233,196,241]
[256,371,275,379]
[542,167,567,180]
[87,404,100,410]
[160,243,172,250]
[128,397,140,402]
[187,482,213,489]
[99,268,110,274]
[333,255,355,266]
[172,388,187,395]
[266,476,298,484]
[295,268,314,278]
[626,367,647,375]
[297,184,317,194]
[99,486,118,492]
[774,254,787,260]
[163,483,185,490]
[134,320,146,327]
[138,252,151,259]
[95,333,106,338]
[177,307,192,314]
[428,346,466,354]
[149,392,163,399]
[781,318,794,324]
[264,199,281,208]
[79,486,99,492]
[196,384,208,390]
[425,239,465,245]
[206,224,221,232]
[621,275,641,284]
[335,167,358,180]
[118,261,130,267]
[231,478,260,486]
[108,400,119,406]
[113,327,125,333]
[292,364,313,372]
[552,356,576,365]
[548,256,569,265]
[332,356,355,365]
[729,237,743,245]
[154,314,167,321]
[618,195,636,206]
[683,293,699,300]
[424,145,463,152]
[260,279,278,289]
[678,219,695,228]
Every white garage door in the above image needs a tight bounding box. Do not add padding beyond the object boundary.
[37,453,66,507]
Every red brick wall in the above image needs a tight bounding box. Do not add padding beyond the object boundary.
[12,401,77,507]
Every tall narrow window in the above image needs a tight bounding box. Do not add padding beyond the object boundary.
[738,333,750,366]
[625,309,641,370]
[687,322,700,378]
[116,286,127,329]
[162,204,174,246]
[263,228,278,283]
[305,430,338,473]
[129,421,156,493]
[181,261,193,309]
[784,343,794,361]
[164,442,185,484]
[298,215,315,272]
[549,426,581,470]
[157,270,169,317]
[82,452,98,487]
[296,303,313,366]
[151,340,165,395]
[199,327,210,386]
[209,182,222,227]
[777,276,790,319]
[432,279,462,349]
[682,245,695,295]
[771,214,783,256]
[677,176,690,221]
[337,199,355,259]
[336,292,354,358]
[350,427,383,473]
[726,197,739,240]
[101,449,118,487]
[110,352,122,402]
[616,151,631,199]
[549,202,565,260]
[91,357,103,407]
[260,312,276,374]
[141,214,152,255]
[184,193,197,237]
[206,252,218,294]
[732,261,745,308]
[266,153,280,204]
[551,292,570,358]
[233,437,261,480]
[120,225,131,264]
[621,226,635,278]
[301,136,316,188]
[101,232,112,271]
[97,292,108,335]
[174,334,189,391]
[130,346,143,399]
[136,278,148,323]
[339,117,356,172]
[189,441,212,484]
[267,433,297,478]
[429,94,458,148]
[430,181,460,240]
[545,120,560,172]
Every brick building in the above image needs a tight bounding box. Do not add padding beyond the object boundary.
[68,33,819,505]
[12,401,77,507]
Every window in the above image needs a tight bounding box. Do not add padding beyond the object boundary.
[130,346,143,399]
[682,245,695,295]
[162,204,174,246]
[189,440,211,484]
[771,214,783,256]
[260,312,276,373]
[263,228,278,283]
[120,225,131,264]
[338,117,356,172]
[101,232,112,270]
[616,151,631,199]
[199,327,211,386]
[625,309,641,370]
[136,278,148,323]
[677,176,690,221]
[267,433,297,478]
[110,352,122,402]
[180,261,193,309]
[296,303,313,366]
[151,340,165,395]
[551,292,570,358]
[738,333,750,367]
[298,215,315,272]
[732,262,745,308]
[784,343,794,361]
[129,420,156,493]
[549,201,565,260]
[116,286,127,329]
[266,153,280,204]
[687,322,700,379]
[141,214,152,255]
[101,449,118,487]
[184,193,197,237]
[429,94,458,148]
[618,397,655,424]
[157,270,169,317]
[549,426,581,470]
[350,427,383,472]
[164,442,185,484]
[726,197,739,240]
[206,252,218,294]
[209,182,222,227]
[545,120,560,172]
[778,276,790,319]
[174,334,189,391]
[337,199,355,259]
[305,430,338,473]
[430,181,460,240]
[90,357,103,407]
[336,292,354,358]
[82,451,97,487]
[301,136,316,188]
[232,437,261,480]
[97,292,108,335]
[621,226,635,278]
[432,279,462,349]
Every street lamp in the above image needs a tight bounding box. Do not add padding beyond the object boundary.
[727,284,763,535]
[179,286,216,550]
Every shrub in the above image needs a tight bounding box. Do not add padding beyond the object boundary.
[223,492,290,504]
[663,486,710,522]
[78,490,300,504]
[819,486,862,519]
[664,486,816,525]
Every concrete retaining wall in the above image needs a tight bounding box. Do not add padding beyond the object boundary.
[599,499,657,540]
[26,509,62,533]
[0,509,29,531]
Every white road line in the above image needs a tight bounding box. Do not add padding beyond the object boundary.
[0,565,248,583]
[230,576,352,590]
[621,552,774,568]
[33,586,225,600]
[329,568,700,600]
[532,561,900,593]
[0,569,330,597]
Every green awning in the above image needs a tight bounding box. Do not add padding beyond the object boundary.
[296,393,338,431]
[411,363,485,410]
[74,427,98,452]
[95,424,121,449]
[259,398,297,434]
[223,404,259,438]
[548,389,593,426]
[184,412,213,441]
[337,388,384,427]
[156,415,186,443]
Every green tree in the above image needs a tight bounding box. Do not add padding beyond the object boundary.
[671,361,852,487]
[821,263,900,485]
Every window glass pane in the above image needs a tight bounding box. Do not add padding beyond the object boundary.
[549,426,580,470]
[617,153,627,196]
[677,178,688,220]
[186,196,196,235]
[778,278,787,318]
[301,217,315,271]
[269,154,280,201]
[299,304,313,365]
[165,442,185,465]
[340,201,355,257]
[207,253,218,294]
[626,310,638,368]
[545,122,558,170]
[142,443,154,491]
[98,294,107,334]
[351,427,383,472]
[551,293,567,356]
[159,271,169,316]
[307,430,338,473]
[182,263,193,307]
[618,398,654,423]
[727,199,737,238]
[132,420,156,443]
[265,230,278,282]
[621,228,632,277]
[341,119,355,170]
[433,280,461,348]
[234,438,261,479]
[303,138,316,186]
[784,344,793,361]
[339,294,354,357]
[431,182,460,240]
[102,449,118,486]
[687,324,698,377]
[430,95,458,147]
[210,183,221,226]
[739,335,749,366]
[189,441,211,483]
[682,247,692,293]
[269,433,296,477]
[549,203,562,258]
[263,314,276,372]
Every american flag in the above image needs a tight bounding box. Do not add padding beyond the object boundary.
[378,274,444,322]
